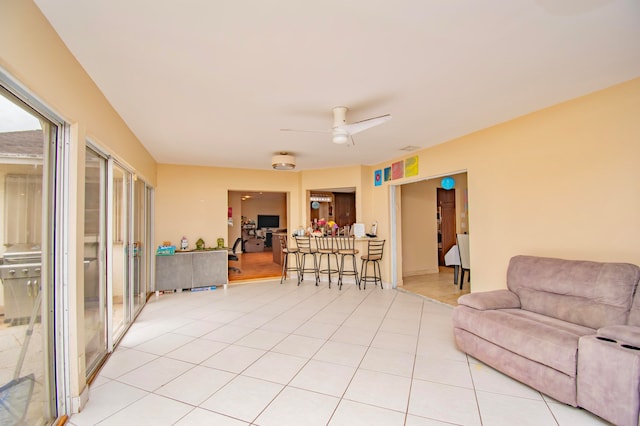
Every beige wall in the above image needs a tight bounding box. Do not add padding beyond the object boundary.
[401,178,440,276]
[227,192,243,246]
[379,77,640,291]
[301,166,365,228]
[1,0,158,402]
[241,194,287,230]
[0,1,157,184]
[455,173,469,234]
[156,164,369,250]
[156,164,301,249]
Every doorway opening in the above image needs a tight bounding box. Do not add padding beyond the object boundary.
[437,187,456,266]
[227,191,287,282]
[398,172,470,305]
[307,187,356,232]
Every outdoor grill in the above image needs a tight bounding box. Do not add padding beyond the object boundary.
[0,245,41,325]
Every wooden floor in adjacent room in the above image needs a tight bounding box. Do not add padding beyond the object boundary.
[228,249,282,282]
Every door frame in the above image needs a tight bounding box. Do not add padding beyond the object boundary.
[391,170,468,289]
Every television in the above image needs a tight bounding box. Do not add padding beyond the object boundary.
[257,214,279,229]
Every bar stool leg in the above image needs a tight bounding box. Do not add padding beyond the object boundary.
[319,251,340,288]
[298,252,306,286]
[281,250,299,284]
[360,259,367,290]
[360,259,383,290]
[338,253,360,290]
[353,254,360,290]
[299,252,319,286]
[280,251,288,284]
[312,253,319,286]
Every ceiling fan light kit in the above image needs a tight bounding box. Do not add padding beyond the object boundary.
[332,131,349,144]
[272,153,296,170]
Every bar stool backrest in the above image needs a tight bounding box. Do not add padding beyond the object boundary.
[365,239,385,260]
[335,236,356,253]
[315,236,334,252]
[279,234,294,252]
[294,235,314,253]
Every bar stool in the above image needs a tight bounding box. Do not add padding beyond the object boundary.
[335,236,359,290]
[279,234,300,284]
[294,235,319,286]
[315,236,339,288]
[360,239,385,289]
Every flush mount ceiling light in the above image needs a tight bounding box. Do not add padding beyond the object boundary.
[272,153,296,170]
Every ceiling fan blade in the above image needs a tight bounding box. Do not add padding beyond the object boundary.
[280,128,330,134]
[341,114,391,135]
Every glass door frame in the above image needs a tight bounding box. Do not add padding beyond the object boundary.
[132,177,151,317]
[83,143,109,377]
[107,158,132,348]
[0,72,69,419]
[87,147,152,354]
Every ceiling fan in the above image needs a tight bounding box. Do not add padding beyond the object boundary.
[281,106,391,145]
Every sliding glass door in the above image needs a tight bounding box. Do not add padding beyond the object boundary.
[132,178,149,316]
[0,85,58,424]
[83,145,153,375]
[110,162,131,342]
[83,148,108,376]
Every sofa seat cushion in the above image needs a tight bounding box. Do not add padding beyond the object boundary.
[453,306,595,376]
[458,289,520,310]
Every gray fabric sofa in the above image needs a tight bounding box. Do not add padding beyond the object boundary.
[452,255,640,425]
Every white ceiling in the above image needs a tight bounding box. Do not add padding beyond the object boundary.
[34,0,640,171]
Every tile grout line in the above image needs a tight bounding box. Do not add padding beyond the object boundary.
[245,283,379,424]
[163,281,361,424]
[403,295,425,425]
[325,288,399,424]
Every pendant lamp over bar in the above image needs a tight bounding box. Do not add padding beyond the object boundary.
[272,152,295,170]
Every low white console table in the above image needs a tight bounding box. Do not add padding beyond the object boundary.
[155,250,228,291]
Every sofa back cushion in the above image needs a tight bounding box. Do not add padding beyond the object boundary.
[507,255,640,329]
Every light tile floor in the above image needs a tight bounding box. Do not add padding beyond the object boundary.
[402,267,470,306]
[69,279,609,426]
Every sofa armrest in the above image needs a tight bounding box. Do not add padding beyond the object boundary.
[457,289,521,310]
[597,325,640,347]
